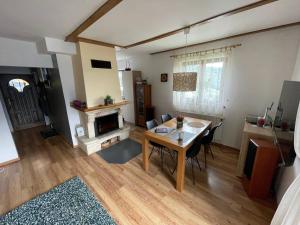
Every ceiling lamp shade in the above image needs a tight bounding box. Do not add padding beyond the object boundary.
[173,72,197,91]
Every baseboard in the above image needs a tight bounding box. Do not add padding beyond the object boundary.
[0,157,20,167]
[212,142,239,152]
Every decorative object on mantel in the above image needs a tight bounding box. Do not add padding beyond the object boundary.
[161,73,168,82]
[72,100,86,109]
[176,115,184,129]
[104,95,113,105]
[172,27,197,92]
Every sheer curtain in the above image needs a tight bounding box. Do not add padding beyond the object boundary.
[173,51,229,117]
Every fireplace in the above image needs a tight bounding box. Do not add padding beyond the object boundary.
[94,112,119,136]
[75,103,130,155]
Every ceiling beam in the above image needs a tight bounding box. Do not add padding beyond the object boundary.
[150,21,300,55]
[124,0,277,48]
[76,37,124,48]
[65,0,123,42]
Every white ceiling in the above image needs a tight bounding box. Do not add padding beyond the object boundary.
[122,0,300,54]
[0,0,299,54]
[0,0,106,41]
[80,0,257,46]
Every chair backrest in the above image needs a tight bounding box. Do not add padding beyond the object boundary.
[161,114,173,123]
[201,122,223,144]
[146,119,158,130]
[186,139,202,158]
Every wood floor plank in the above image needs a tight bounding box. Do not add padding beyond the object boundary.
[0,126,276,224]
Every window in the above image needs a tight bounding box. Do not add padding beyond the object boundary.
[173,54,227,117]
[8,79,30,92]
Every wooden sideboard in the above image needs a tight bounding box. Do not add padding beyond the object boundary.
[236,121,274,177]
[242,138,280,198]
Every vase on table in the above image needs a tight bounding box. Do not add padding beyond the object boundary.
[176,115,184,129]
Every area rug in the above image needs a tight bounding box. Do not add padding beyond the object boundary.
[97,138,141,164]
[0,177,117,225]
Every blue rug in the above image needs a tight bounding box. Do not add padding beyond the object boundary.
[97,138,141,164]
[0,177,117,225]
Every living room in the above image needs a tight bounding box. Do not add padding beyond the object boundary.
[0,0,300,224]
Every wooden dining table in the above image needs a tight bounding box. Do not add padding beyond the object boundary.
[142,117,212,192]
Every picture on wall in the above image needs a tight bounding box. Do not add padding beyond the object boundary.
[161,73,168,82]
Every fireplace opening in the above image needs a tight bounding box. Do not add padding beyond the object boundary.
[94,113,119,137]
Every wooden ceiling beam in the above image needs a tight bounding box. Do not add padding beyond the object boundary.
[124,0,277,48]
[150,21,300,55]
[66,0,123,42]
[76,37,124,48]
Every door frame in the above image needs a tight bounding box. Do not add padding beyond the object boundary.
[0,74,45,131]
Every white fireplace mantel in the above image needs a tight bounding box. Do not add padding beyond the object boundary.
[73,101,130,155]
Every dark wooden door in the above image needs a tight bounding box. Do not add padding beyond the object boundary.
[0,75,45,130]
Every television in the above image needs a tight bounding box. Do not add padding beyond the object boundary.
[274,80,300,166]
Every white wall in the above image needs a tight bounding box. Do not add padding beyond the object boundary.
[117,26,300,149]
[40,37,76,55]
[292,43,300,81]
[0,89,13,131]
[121,71,135,123]
[38,37,80,147]
[0,37,53,68]
[0,100,18,164]
[55,54,81,146]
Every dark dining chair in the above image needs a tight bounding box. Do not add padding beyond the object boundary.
[171,136,202,185]
[146,119,175,171]
[161,113,173,123]
[200,122,223,168]
[172,122,223,184]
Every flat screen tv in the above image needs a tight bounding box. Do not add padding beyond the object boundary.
[274,80,300,166]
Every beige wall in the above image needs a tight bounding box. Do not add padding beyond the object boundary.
[77,42,121,107]
[72,43,87,102]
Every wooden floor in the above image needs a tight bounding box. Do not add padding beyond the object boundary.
[0,126,276,225]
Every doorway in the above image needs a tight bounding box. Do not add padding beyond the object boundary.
[0,74,45,130]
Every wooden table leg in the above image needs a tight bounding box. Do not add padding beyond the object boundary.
[176,150,186,192]
[143,137,149,172]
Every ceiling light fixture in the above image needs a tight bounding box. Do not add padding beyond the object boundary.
[173,27,197,92]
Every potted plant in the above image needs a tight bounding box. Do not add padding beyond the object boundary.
[176,115,184,129]
[104,95,113,105]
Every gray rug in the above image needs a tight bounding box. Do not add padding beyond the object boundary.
[0,177,117,225]
[97,138,141,164]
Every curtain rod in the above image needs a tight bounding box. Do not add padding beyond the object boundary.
[170,44,241,58]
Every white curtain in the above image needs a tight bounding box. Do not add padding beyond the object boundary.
[173,51,229,117]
